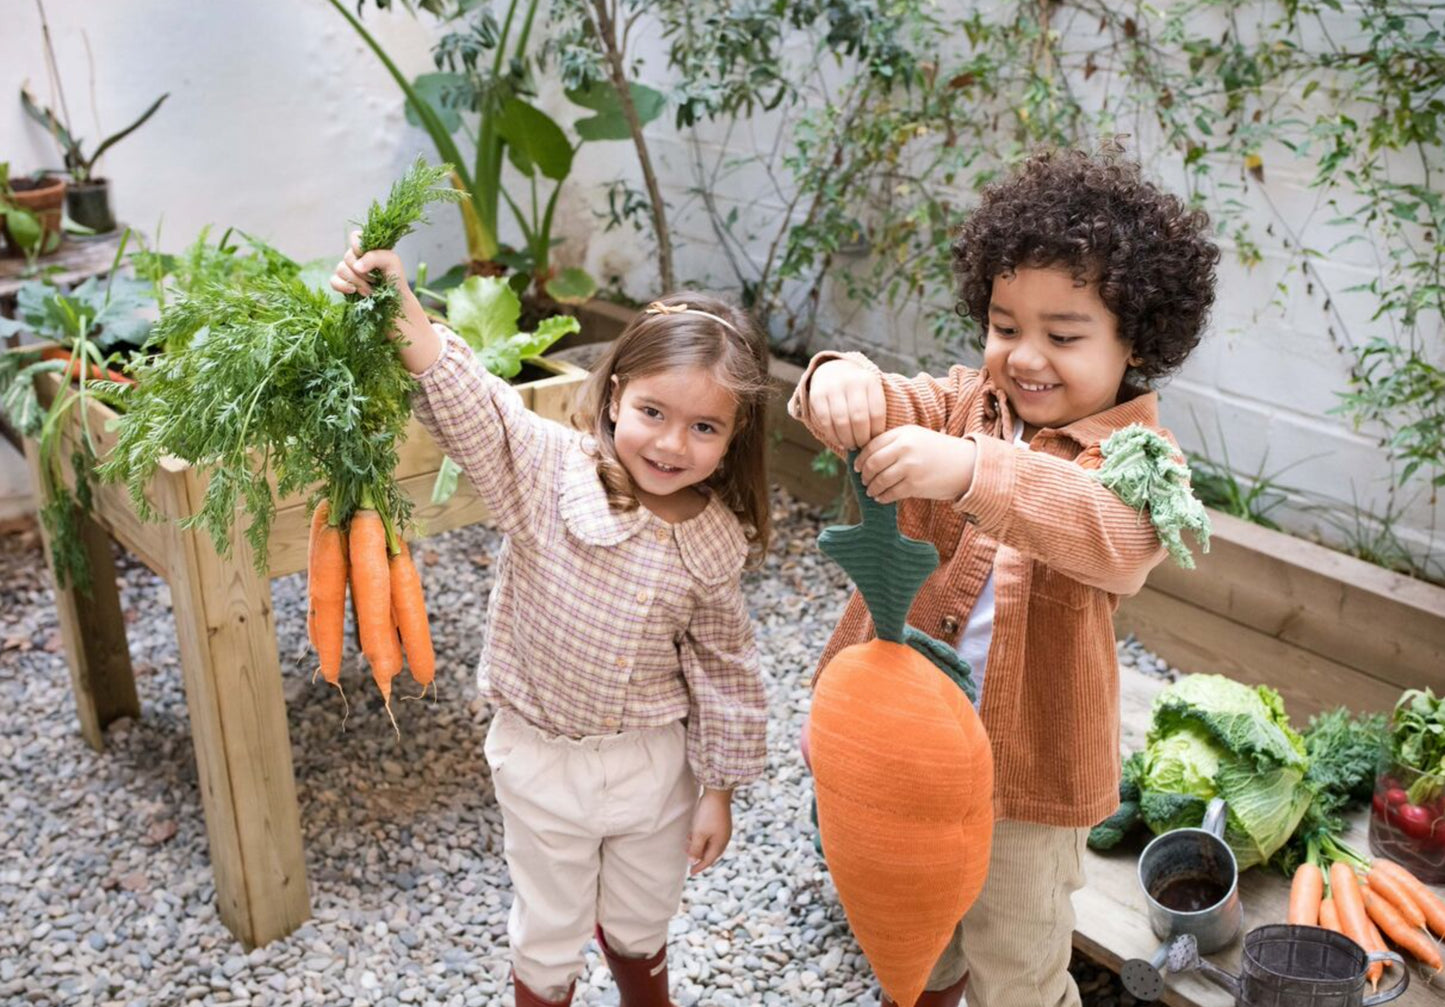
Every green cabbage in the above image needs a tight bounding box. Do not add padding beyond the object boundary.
[1137,674,1312,870]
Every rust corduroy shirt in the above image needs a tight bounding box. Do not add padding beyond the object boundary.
[789,353,1170,827]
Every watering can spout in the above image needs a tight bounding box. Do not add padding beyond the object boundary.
[1168,934,1242,998]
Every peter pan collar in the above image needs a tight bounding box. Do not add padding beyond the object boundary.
[558,440,749,585]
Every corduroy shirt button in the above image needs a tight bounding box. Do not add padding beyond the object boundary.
[941,615,960,636]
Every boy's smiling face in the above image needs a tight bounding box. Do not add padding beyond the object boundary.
[983,266,1135,439]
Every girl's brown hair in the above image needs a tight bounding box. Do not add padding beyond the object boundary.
[573,292,773,563]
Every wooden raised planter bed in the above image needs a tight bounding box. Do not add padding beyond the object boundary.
[1115,508,1445,718]
[25,356,586,948]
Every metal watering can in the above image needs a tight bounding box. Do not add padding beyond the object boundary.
[1122,797,1244,1001]
[1169,928,1410,1006]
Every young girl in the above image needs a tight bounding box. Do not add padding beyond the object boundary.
[790,148,1219,1007]
[331,241,772,1007]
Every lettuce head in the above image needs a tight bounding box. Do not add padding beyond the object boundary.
[1137,674,1311,870]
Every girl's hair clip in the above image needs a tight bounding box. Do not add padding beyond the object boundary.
[643,300,740,334]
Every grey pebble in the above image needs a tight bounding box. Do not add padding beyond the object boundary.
[2,497,1146,1007]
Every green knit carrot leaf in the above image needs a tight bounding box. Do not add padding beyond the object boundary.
[819,455,979,697]
[818,453,937,643]
[1090,425,1212,570]
[903,626,978,704]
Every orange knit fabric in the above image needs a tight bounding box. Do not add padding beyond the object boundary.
[789,353,1170,828]
[810,638,994,1007]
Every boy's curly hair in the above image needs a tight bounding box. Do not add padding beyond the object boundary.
[951,147,1220,382]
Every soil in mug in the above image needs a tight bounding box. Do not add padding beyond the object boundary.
[1152,875,1228,913]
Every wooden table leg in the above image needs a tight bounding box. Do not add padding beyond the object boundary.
[21,437,138,751]
[162,475,310,948]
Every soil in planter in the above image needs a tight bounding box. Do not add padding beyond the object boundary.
[510,360,558,385]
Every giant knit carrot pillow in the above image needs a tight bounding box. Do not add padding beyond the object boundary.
[809,455,994,1007]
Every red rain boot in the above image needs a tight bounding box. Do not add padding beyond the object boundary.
[596,926,674,1007]
[883,971,969,1007]
[512,969,575,1007]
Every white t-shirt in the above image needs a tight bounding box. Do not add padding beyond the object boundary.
[954,426,1028,703]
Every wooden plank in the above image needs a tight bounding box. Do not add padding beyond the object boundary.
[1147,510,1445,693]
[0,231,124,300]
[528,359,588,426]
[21,435,139,752]
[1116,587,1404,719]
[770,437,846,509]
[161,468,309,948]
[1074,667,1434,1007]
[35,372,175,576]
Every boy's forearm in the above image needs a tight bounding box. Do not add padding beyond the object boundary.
[391,289,442,374]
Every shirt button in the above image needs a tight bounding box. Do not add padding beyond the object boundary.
[616,656,631,669]
[655,528,670,542]
[637,589,652,604]
[941,616,960,635]
[604,717,620,729]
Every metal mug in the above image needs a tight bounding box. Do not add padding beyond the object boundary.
[1137,797,1242,954]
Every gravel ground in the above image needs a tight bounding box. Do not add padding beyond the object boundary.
[0,493,1169,1007]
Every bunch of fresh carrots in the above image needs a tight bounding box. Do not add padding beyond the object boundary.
[1287,840,1444,987]
[307,489,435,735]
[101,159,460,734]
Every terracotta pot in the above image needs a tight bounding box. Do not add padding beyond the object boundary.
[3,175,66,257]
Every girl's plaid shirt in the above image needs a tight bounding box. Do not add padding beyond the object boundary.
[409,328,767,790]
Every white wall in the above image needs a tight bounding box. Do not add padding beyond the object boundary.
[2,2,1440,573]
[2,0,468,515]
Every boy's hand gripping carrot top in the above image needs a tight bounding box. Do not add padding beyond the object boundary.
[808,453,994,1007]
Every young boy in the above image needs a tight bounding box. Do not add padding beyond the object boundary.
[791,147,1220,1007]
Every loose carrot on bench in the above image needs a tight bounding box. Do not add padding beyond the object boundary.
[1330,862,1382,990]
[1364,865,1426,930]
[1372,858,1445,938]
[1288,862,1323,926]
[1363,885,1443,974]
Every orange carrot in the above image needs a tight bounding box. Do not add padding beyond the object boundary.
[307,501,327,656]
[389,539,435,697]
[1319,897,1342,934]
[1330,862,1380,989]
[350,507,402,734]
[1288,863,1324,926]
[1365,867,1426,930]
[1363,886,1443,973]
[1373,859,1445,938]
[1364,915,1393,974]
[309,506,348,691]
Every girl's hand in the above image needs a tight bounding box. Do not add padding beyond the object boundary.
[807,359,886,449]
[856,425,978,504]
[330,230,409,299]
[686,788,733,875]
[331,231,440,371]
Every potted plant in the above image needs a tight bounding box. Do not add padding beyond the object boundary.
[19,84,167,236]
[0,161,65,264]
[19,2,168,236]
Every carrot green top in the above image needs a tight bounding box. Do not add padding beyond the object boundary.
[819,453,978,702]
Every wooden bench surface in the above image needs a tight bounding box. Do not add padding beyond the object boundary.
[1072,666,1443,1006]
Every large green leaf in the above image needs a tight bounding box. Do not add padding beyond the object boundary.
[2,206,41,253]
[445,275,520,351]
[566,81,666,142]
[405,73,466,135]
[496,99,573,181]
